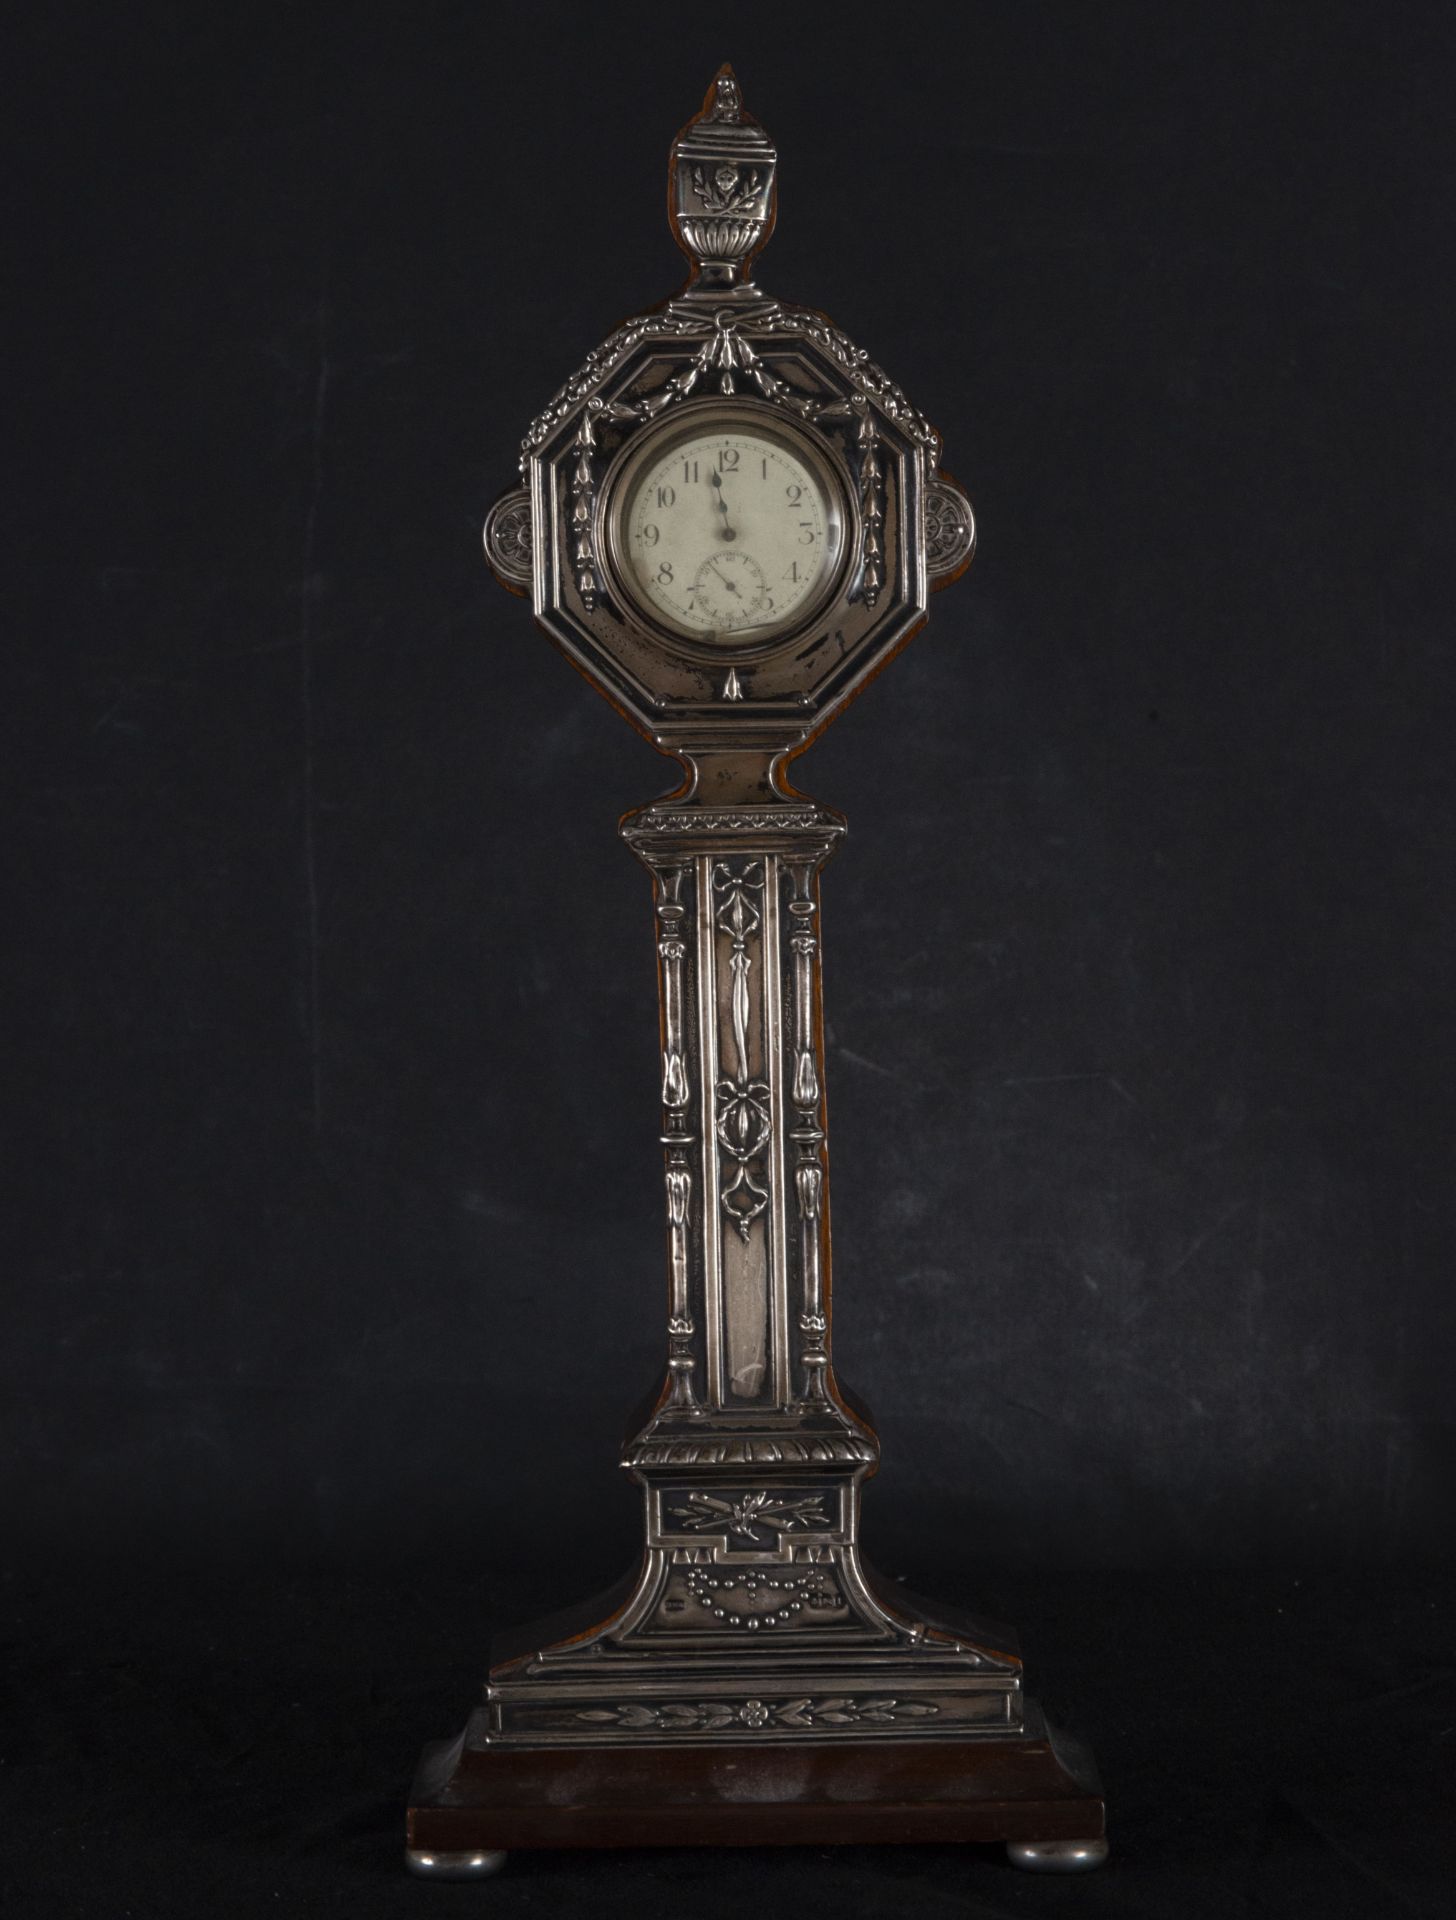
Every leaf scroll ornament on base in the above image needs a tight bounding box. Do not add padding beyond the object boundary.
[576,1698,941,1732]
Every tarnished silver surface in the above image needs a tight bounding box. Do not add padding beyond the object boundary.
[495,69,960,769]
[477,68,1004,1755]
[474,791,1027,1751]
[521,311,933,757]
[405,1847,507,1879]
[670,66,777,295]
[925,475,977,583]
[482,487,531,592]
[1006,1839,1110,1873]
[622,820,845,1417]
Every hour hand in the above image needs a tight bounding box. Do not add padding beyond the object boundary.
[709,468,736,541]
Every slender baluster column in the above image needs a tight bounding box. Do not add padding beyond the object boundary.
[654,861,700,1411]
[624,804,848,1431]
[785,853,830,1403]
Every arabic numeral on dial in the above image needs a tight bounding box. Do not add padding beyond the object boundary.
[798,523,818,545]
[720,447,739,471]
[656,485,676,508]
[760,457,768,479]
[657,561,675,585]
[683,459,699,484]
[785,561,802,583]
[640,524,660,546]
[785,483,802,505]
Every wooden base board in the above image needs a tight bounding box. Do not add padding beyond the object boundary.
[407,1704,1106,1854]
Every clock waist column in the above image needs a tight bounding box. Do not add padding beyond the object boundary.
[622,800,868,1447]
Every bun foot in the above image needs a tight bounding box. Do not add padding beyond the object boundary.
[1006,1837,1109,1872]
[405,1847,507,1879]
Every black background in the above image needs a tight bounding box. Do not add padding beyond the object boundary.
[5,2,1454,1913]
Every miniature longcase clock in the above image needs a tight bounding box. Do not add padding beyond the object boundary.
[407,67,1107,1877]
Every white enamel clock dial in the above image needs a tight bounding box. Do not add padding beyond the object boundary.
[607,414,848,644]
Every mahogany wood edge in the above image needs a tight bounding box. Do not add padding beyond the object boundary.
[407,1713,1105,1853]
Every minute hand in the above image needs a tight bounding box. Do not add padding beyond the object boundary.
[709,468,736,541]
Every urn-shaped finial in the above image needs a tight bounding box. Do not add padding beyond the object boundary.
[669,64,777,298]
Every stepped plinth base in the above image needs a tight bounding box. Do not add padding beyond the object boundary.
[407,1699,1105,1860]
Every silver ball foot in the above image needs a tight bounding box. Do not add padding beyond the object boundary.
[405,1847,508,1879]
[1006,1837,1109,1873]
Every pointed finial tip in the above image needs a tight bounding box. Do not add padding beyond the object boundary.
[703,64,743,123]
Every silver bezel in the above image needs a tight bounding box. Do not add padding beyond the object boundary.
[596,398,859,663]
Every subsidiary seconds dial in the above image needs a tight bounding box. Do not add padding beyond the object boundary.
[609,413,848,644]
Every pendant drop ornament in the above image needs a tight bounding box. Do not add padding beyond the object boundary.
[412,66,1106,1878]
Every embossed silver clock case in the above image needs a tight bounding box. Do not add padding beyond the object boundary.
[418,65,1106,1877]
[480,57,999,1735]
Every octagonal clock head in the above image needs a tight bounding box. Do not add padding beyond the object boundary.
[483,69,976,783]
